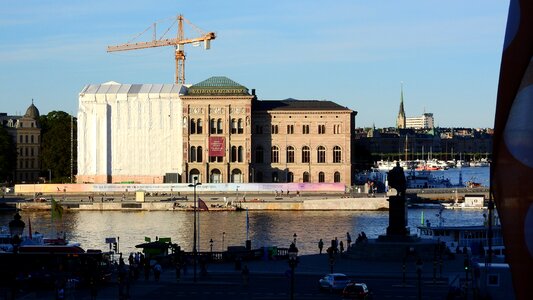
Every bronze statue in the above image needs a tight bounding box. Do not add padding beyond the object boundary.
[388,162,406,197]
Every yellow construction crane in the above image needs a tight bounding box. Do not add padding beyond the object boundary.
[107,14,216,84]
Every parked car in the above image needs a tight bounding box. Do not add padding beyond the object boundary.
[318,273,351,291]
[342,282,371,299]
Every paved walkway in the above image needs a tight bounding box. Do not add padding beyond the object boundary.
[14,252,466,299]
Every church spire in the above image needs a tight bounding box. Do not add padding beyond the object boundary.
[396,82,406,129]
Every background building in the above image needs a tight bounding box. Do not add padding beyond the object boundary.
[406,113,435,129]
[0,102,41,183]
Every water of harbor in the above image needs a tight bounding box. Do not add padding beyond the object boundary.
[0,208,489,256]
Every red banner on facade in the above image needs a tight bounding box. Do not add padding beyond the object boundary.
[209,137,225,157]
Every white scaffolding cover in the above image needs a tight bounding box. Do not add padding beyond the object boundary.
[78,82,185,181]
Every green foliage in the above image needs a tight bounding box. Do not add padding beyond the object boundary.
[39,111,77,183]
[0,126,16,182]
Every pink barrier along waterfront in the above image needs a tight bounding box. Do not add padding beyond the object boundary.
[15,182,346,194]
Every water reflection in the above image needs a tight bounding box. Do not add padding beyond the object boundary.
[0,209,486,255]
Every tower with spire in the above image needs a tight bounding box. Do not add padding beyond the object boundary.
[396,83,406,129]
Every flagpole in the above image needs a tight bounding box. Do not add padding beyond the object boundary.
[246,208,249,241]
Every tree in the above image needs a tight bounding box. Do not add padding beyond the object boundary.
[0,126,16,183]
[39,111,77,183]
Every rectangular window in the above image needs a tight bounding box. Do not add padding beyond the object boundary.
[287,125,294,134]
[318,124,326,134]
[302,125,309,134]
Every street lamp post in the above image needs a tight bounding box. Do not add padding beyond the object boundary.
[288,242,299,300]
[188,176,201,282]
[416,258,423,300]
[210,239,213,252]
[293,233,297,245]
[222,232,225,251]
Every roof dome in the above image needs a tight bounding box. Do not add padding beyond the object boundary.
[24,101,40,119]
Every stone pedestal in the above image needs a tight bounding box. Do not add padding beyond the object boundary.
[386,195,408,236]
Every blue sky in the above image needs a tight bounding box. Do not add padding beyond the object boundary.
[0,0,508,128]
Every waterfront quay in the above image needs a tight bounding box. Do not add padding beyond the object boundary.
[4,186,489,212]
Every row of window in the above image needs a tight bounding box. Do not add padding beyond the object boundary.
[189,146,246,163]
[189,118,245,135]
[256,124,343,135]
[18,146,38,157]
[18,159,38,169]
[18,134,38,144]
[256,145,343,164]
[266,171,341,183]
[188,168,342,183]
[189,145,344,164]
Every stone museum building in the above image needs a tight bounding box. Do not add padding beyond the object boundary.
[77,76,357,186]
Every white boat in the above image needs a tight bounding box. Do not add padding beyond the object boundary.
[406,170,453,189]
[417,212,504,256]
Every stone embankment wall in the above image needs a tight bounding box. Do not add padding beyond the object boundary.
[15,197,389,211]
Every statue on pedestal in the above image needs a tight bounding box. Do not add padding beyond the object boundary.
[386,162,408,237]
[388,162,406,197]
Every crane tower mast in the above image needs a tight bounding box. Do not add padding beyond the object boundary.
[107,14,215,84]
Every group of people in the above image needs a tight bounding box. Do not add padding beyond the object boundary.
[317,231,370,255]
[318,232,354,255]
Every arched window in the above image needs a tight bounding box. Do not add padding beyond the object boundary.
[217,119,223,134]
[231,119,237,134]
[303,172,310,183]
[317,146,326,163]
[25,135,28,143]
[210,118,216,134]
[31,135,34,143]
[271,146,279,163]
[334,171,341,183]
[189,169,200,183]
[238,119,244,134]
[302,146,310,163]
[319,172,325,182]
[210,169,221,183]
[333,146,342,163]
[238,146,244,162]
[197,146,203,163]
[231,146,237,162]
[286,146,295,163]
[255,146,264,163]
[190,146,197,162]
[197,119,203,134]
[287,172,294,183]
[231,169,242,183]
[190,119,196,134]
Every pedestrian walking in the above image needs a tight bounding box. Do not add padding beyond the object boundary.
[318,239,324,254]
[175,261,181,282]
[143,260,151,280]
[346,232,352,247]
[241,264,250,286]
[153,262,162,282]
[339,240,344,254]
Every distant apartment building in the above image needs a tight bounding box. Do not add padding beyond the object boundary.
[0,102,42,183]
[406,113,434,129]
